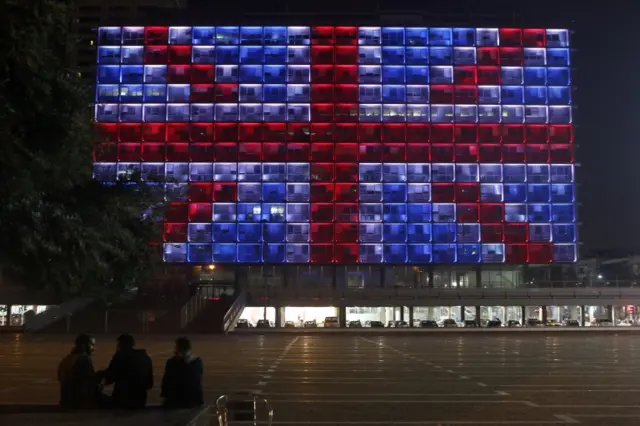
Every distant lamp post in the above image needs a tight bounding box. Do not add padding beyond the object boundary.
[207,264,216,271]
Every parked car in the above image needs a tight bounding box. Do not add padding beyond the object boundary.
[463,320,479,328]
[348,320,362,328]
[304,320,318,328]
[525,318,544,327]
[395,320,409,328]
[506,320,521,328]
[419,320,439,328]
[369,320,385,328]
[590,319,613,327]
[563,319,580,327]
[486,319,502,328]
[442,319,458,328]
[545,319,562,327]
[618,319,635,327]
[236,319,253,329]
[284,320,296,328]
[256,319,274,328]
[324,316,340,328]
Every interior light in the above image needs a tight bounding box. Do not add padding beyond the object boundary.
[207,264,216,271]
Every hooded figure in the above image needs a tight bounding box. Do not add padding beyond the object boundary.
[58,334,100,409]
[101,334,153,409]
[161,337,204,408]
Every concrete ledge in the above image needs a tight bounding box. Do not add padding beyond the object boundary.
[233,327,640,334]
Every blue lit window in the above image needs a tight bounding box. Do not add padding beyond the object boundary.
[504,183,526,202]
[288,27,310,45]
[360,244,383,263]
[215,103,238,121]
[382,27,405,45]
[501,67,523,85]
[524,86,547,104]
[457,244,481,263]
[431,104,454,123]
[264,46,287,64]
[169,27,192,44]
[550,165,573,183]
[433,203,455,222]
[359,27,381,45]
[264,243,285,263]
[288,46,310,64]
[240,26,263,45]
[527,184,550,202]
[238,244,262,262]
[263,223,286,242]
[122,27,144,44]
[238,184,261,202]
[165,163,189,182]
[239,84,263,102]
[286,204,310,222]
[239,65,263,83]
[478,86,500,104]
[405,47,428,64]
[547,30,569,47]
[360,223,383,242]
[213,204,236,222]
[453,28,475,46]
[525,106,548,123]
[167,84,190,102]
[433,224,456,243]
[213,243,237,263]
[287,163,310,181]
[116,163,140,180]
[548,86,571,105]
[359,183,382,202]
[406,85,429,103]
[406,28,428,46]
[384,244,407,262]
[549,106,572,124]
[551,184,574,203]
[407,105,429,122]
[164,244,187,263]
[547,48,570,66]
[143,84,165,102]
[287,84,310,102]
[359,85,382,102]
[188,223,212,243]
[383,164,407,182]
[93,163,117,182]
[524,48,546,66]
[192,27,216,45]
[287,65,310,83]
[97,46,121,64]
[479,164,502,182]
[480,183,503,202]
[408,223,431,242]
[238,163,262,182]
[432,163,454,182]
[359,104,382,121]
[119,65,144,84]
[264,84,287,102]
[502,86,524,104]
[120,103,143,122]
[216,27,239,45]
[287,103,310,121]
[192,46,215,64]
[405,66,428,84]
[433,244,456,263]
[359,66,381,83]
[262,183,286,202]
[215,65,238,82]
[96,85,119,102]
[429,28,452,46]
[264,27,287,45]
[430,66,453,84]
[527,164,550,183]
[213,163,237,181]
[407,184,431,202]
[502,105,524,123]
[552,204,575,222]
[360,203,383,222]
[478,105,501,123]
[189,163,213,181]
[263,104,286,121]
[455,105,477,123]
[408,244,432,263]
[476,28,499,46]
[240,46,264,64]
[188,244,213,263]
[505,203,527,222]
[141,163,164,181]
[382,66,405,84]
[262,203,286,221]
[286,183,310,202]
[383,184,407,203]
[359,46,382,64]
[482,244,504,263]
[99,27,121,44]
[504,164,526,182]
[529,203,551,222]
[286,223,309,242]
[456,164,479,182]
[359,163,382,182]
[457,224,480,243]
[238,103,262,121]
[430,47,453,65]
[382,104,406,122]
[165,183,188,201]
[453,47,476,65]
[382,46,405,64]
[530,223,552,242]
[120,84,143,102]
[524,67,546,85]
[554,244,576,263]
[553,224,576,243]
[383,224,407,243]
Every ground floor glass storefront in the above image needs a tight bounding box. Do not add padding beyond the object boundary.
[0,305,51,327]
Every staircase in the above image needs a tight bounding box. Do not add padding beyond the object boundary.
[185,289,247,334]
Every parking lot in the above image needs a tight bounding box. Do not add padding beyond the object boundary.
[2,332,640,424]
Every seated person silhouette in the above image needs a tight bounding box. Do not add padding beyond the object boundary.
[58,334,104,409]
[161,337,204,408]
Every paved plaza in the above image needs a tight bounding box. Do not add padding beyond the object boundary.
[2,332,640,424]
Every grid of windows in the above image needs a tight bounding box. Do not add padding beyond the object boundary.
[94,26,576,264]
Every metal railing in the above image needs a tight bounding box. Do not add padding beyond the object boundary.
[215,393,273,426]
[180,287,208,330]
[24,297,94,333]
[222,289,247,334]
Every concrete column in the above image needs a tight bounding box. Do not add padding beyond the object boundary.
[607,305,613,322]
[461,306,466,321]
[475,306,481,324]
[541,306,548,323]
[408,306,414,327]
[580,305,586,326]
[427,267,434,288]
[521,306,525,322]
[339,306,346,327]
[400,306,405,321]
[275,305,282,328]
[475,266,482,289]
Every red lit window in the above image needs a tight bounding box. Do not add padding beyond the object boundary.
[287,123,311,141]
[188,202,213,221]
[167,123,190,142]
[335,244,358,263]
[311,65,335,83]
[335,163,358,182]
[431,124,454,142]
[406,144,430,162]
[311,183,335,202]
[550,144,574,163]
[334,143,358,161]
[263,143,286,161]
[478,124,501,143]
[335,185,357,203]
[480,204,503,223]
[167,65,191,83]
[190,143,214,162]
[477,47,499,65]
[311,123,333,140]
[214,84,238,102]
[335,65,358,83]
[311,204,334,222]
[335,46,358,64]
[310,143,334,161]
[454,124,477,143]
[335,103,358,121]
[502,144,526,162]
[238,142,262,161]
[359,143,382,162]
[359,123,382,141]
[213,143,238,161]
[144,46,168,64]
[549,125,573,143]
[145,26,168,45]
[335,226,357,244]
[477,66,500,84]
[119,123,142,141]
[382,143,406,162]
[212,183,237,203]
[238,123,263,141]
[454,66,477,84]
[264,123,286,141]
[287,143,310,161]
[506,244,528,263]
[383,123,406,141]
[311,163,335,181]
[478,145,502,162]
[141,143,165,162]
[523,29,546,47]
[215,123,238,141]
[526,125,548,143]
[529,243,553,264]
[311,244,334,263]
[141,123,165,141]
[311,46,334,64]
[165,203,189,222]
[190,84,215,102]
[168,46,192,64]
[94,123,118,142]
[311,224,334,243]
[335,84,358,102]
[188,184,213,202]
[500,48,523,66]
[311,26,335,45]
[457,203,479,222]
[406,124,430,142]
[430,85,454,103]
[432,183,455,202]
[311,84,334,102]
[454,85,478,104]
[526,145,549,163]
[431,144,454,162]
[499,28,522,46]
[502,124,525,143]
[117,143,141,161]
[456,183,480,202]
[311,104,335,121]
[505,223,528,243]
[334,123,358,141]
[94,143,117,162]
[166,143,189,161]
[190,123,214,141]
[191,65,215,83]
[455,144,478,162]
[481,224,504,243]
[164,223,187,242]
[335,26,358,45]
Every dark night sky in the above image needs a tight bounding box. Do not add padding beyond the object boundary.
[188,0,640,252]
